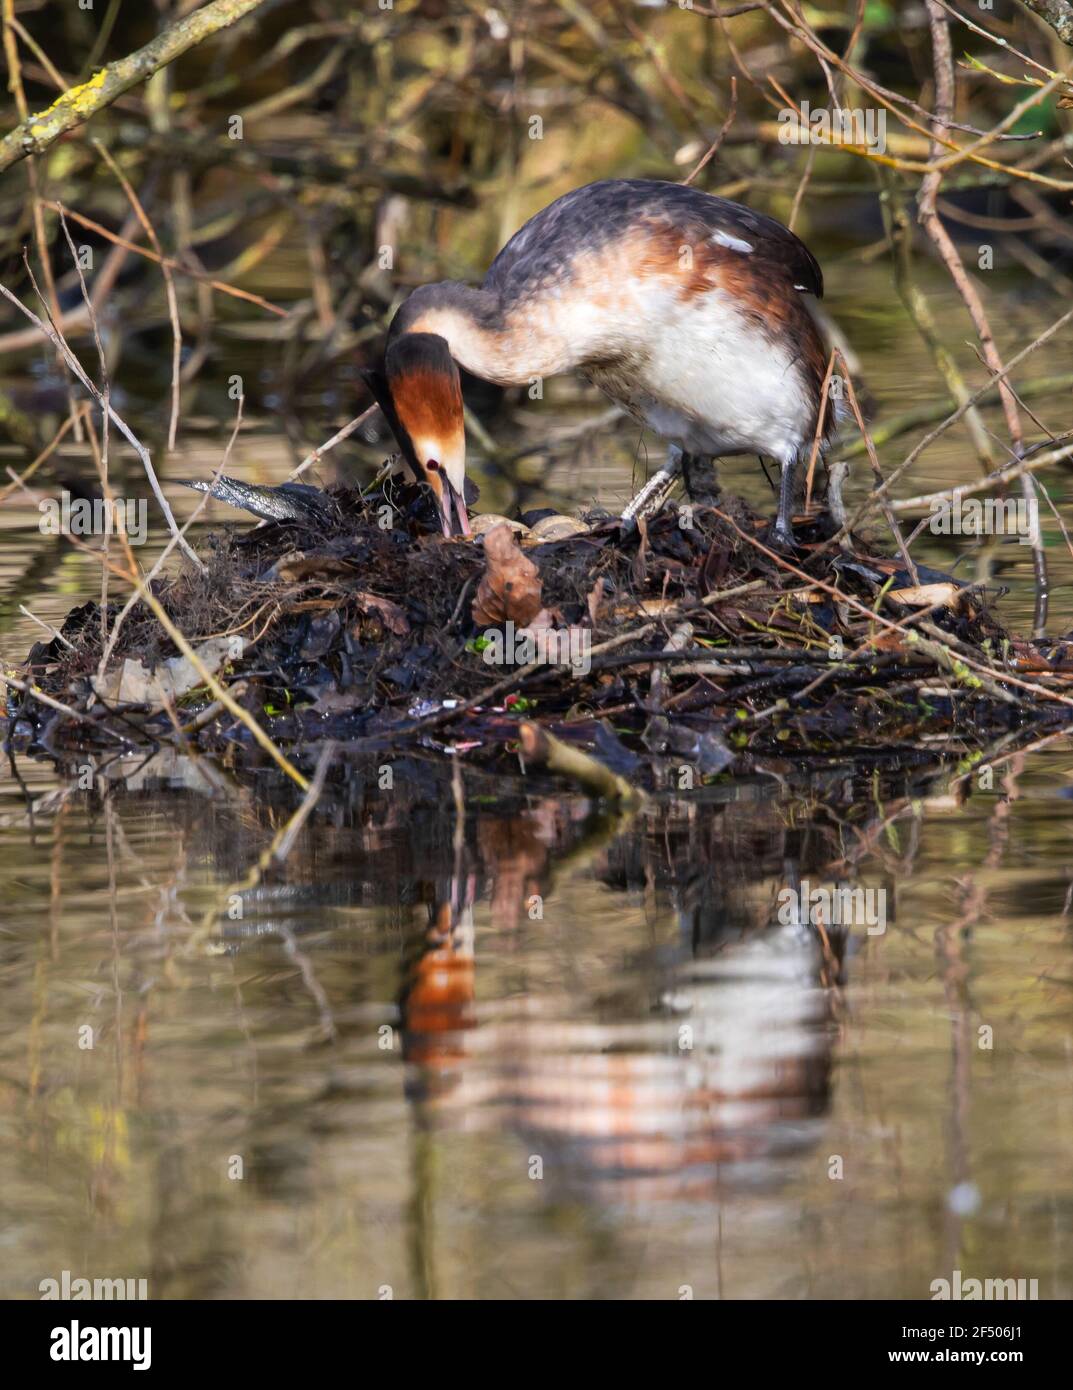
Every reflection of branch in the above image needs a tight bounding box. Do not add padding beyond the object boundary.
[519,722,645,805]
[0,0,271,173]
[185,743,334,960]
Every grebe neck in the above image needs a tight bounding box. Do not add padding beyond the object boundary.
[388,281,536,386]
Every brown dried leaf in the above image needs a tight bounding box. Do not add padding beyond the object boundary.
[887,581,960,609]
[92,637,246,709]
[353,591,410,635]
[471,522,544,628]
[274,550,354,582]
[587,578,604,627]
[871,629,909,654]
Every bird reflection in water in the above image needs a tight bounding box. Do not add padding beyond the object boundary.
[398,796,846,1202]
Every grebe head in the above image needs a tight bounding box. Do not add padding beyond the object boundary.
[383,332,469,538]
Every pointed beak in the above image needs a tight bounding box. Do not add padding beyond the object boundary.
[437,479,471,539]
[450,480,471,537]
[439,483,455,538]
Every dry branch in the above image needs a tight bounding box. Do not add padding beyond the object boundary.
[1021,0,1073,45]
[519,722,645,805]
[0,0,270,173]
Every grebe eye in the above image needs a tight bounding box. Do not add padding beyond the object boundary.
[426,459,440,472]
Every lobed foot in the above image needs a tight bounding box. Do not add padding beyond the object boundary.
[681,453,719,501]
[621,462,681,523]
[767,518,799,552]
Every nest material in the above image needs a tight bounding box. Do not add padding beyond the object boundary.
[12,478,1073,784]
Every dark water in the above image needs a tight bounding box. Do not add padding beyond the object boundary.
[1,263,1072,1300]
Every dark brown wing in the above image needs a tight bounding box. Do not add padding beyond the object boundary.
[483,179,823,301]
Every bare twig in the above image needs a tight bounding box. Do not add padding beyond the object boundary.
[92,143,183,451]
[0,0,272,173]
[287,406,379,481]
[0,274,203,571]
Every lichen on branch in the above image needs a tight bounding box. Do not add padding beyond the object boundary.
[0,0,270,173]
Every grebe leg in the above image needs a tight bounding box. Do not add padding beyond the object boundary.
[681,452,718,501]
[621,444,683,523]
[772,451,799,550]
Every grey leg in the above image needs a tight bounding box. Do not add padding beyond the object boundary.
[681,452,719,501]
[621,444,684,522]
[772,454,798,549]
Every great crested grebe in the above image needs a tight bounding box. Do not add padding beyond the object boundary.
[371,178,835,546]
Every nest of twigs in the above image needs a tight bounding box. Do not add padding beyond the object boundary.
[11,476,1073,792]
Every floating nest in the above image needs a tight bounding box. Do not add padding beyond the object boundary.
[10,472,1073,793]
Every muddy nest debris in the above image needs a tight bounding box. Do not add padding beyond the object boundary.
[10,476,1073,791]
